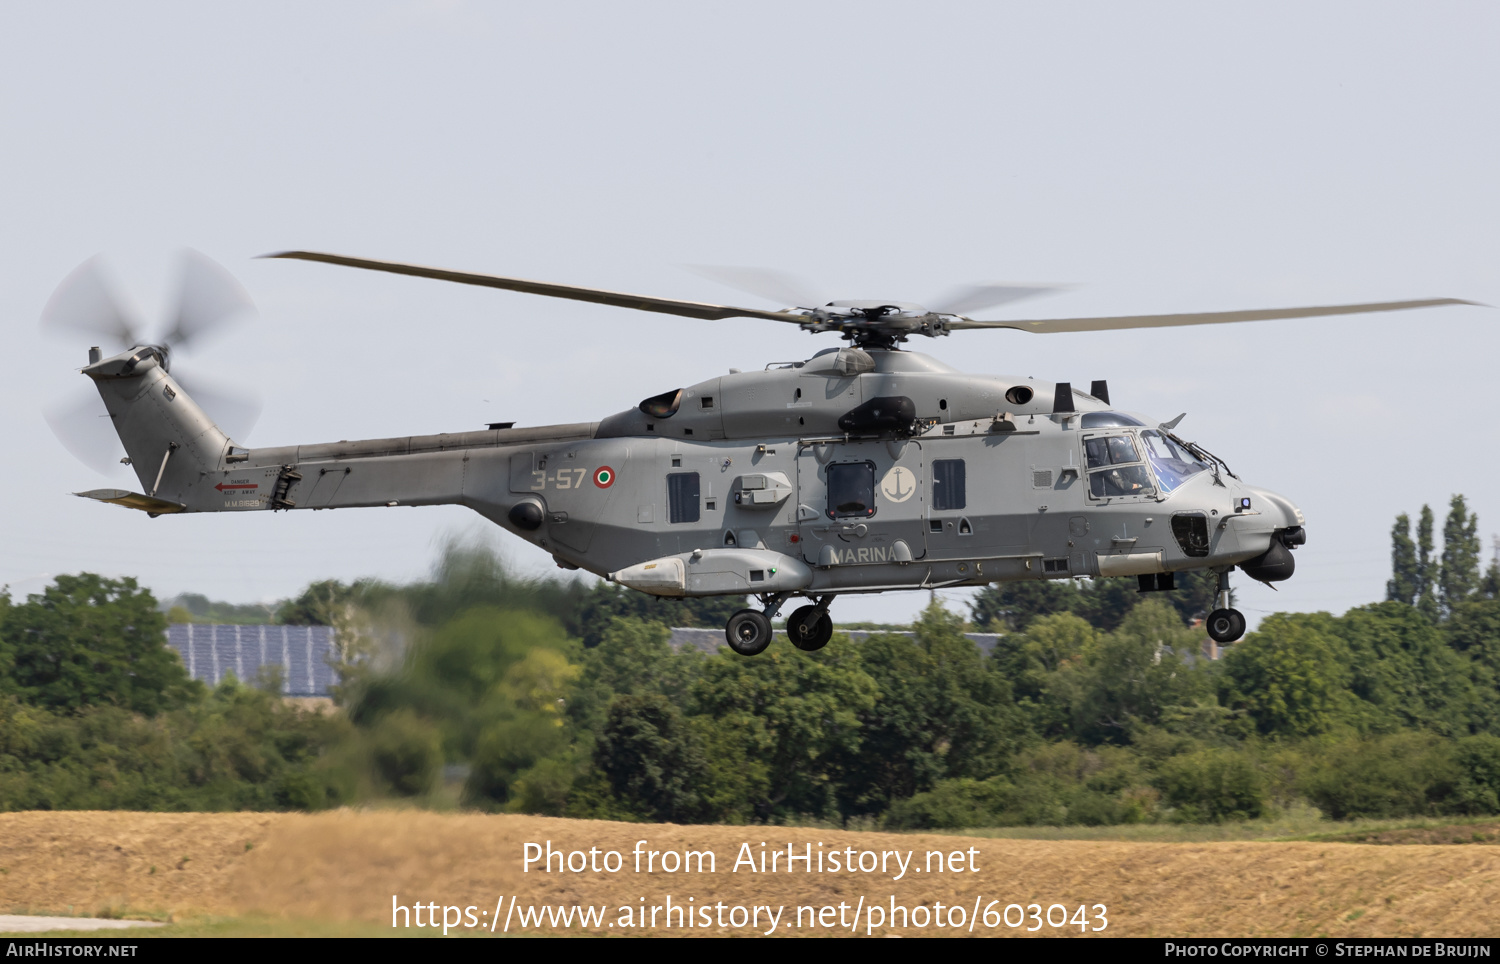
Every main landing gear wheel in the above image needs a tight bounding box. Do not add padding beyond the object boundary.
[787,605,834,652]
[726,609,773,656]
[1206,608,1247,644]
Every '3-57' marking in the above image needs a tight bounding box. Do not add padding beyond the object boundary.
[531,469,588,490]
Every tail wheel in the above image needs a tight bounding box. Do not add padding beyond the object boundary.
[787,605,833,652]
[725,609,773,656]
[1206,608,1247,643]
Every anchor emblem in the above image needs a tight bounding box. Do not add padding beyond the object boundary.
[880,466,916,504]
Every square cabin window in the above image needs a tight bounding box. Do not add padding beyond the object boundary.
[667,472,700,524]
[932,459,966,511]
[826,461,876,519]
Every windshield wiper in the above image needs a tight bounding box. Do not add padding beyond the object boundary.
[1167,432,1239,486]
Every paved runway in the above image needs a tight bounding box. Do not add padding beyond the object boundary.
[0,916,166,933]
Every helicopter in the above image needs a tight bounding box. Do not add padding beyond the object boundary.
[45,250,1477,656]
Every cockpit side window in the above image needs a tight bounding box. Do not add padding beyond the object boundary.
[1085,434,1140,468]
[1140,430,1209,493]
[1084,433,1154,499]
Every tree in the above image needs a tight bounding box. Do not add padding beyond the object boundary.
[690,644,876,820]
[1066,599,1209,743]
[837,602,1017,813]
[1333,603,1477,736]
[1387,512,1420,605]
[1155,747,1269,822]
[569,617,701,735]
[1482,558,1500,601]
[1220,612,1351,737]
[1297,731,1461,819]
[1440,599,1500,733]
[276,579,367,626]
[162,593,276,625]
[1440,495,1482,616]
[971,579,1091,632]
[989,611,1097,737]
[593,694,711,822]
[1417,505,1439,620]
[0,574,198,716]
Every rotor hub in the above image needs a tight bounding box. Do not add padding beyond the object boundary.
[797,302,951,349]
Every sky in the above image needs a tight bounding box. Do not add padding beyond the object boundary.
[3,2,1497,628]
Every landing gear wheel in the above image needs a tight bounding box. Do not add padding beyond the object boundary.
[787,605,834,652]
[1206,608,1247,644]
[726,609,774,656]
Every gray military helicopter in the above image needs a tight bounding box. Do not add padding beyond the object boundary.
[47,250,1475,655]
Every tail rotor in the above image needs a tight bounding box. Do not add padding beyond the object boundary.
[41,249,262,475]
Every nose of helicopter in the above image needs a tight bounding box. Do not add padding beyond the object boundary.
[1242,484,1306,534]
[1228,483,1305,582]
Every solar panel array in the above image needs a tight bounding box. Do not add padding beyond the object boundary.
[164,624,340,696]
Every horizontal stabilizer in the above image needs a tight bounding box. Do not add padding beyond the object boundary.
[74,488,186,514]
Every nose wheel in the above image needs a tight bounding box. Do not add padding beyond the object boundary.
[1205,569,1245,643]
[1205,608,1246,643]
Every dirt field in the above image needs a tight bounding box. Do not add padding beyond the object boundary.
[1304,822,1500,847]
[1,811,1497,937]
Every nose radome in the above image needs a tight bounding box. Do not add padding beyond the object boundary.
[1246,486,1305,532]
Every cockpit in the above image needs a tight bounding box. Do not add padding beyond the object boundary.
[1081,413,1211,499]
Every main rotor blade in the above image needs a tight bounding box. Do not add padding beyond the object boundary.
[949,298,1481,333]
[929,284,1065,317]
[681,264,828,310]
[262,251,809,324]
[163,248,256,349]
[40,256,140,350]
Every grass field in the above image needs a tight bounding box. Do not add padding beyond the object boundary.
[2,810,1497,938]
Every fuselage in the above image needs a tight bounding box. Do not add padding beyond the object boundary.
[83,344,1305,599]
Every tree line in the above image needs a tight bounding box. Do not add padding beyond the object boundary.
[1,499,1499,827]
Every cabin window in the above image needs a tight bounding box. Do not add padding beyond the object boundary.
[667,472,700,523]
[932,459,966,511]
[826,461,876,519]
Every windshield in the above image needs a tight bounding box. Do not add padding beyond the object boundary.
[1140,430,1209,493]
